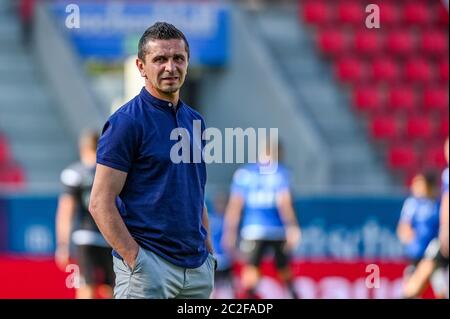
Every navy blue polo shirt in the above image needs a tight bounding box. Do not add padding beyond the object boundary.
[97,87,208,268]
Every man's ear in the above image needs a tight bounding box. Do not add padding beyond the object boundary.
[136,58,146,78]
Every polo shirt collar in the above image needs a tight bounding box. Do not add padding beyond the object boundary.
[140,87,183,111]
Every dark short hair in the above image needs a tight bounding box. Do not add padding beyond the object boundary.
[416,170,439,198]
[138,22,190,61]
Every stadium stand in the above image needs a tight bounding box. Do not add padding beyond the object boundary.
[0,0,76,190]
[299,0,449,186]
[0,132,24,187]
[249,3,393,191]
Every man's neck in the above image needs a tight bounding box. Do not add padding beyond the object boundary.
[145,85,179,105]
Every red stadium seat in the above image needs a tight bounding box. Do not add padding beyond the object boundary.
[378,2,400,26]
[420,30,448,57]
[437,1,449,26]
[0,163,25,185]
[0,135,10,165]
[404,57,433,83]
[302,1,332,26]
[387,86,417,113]
[438,59,449,81]
[318,29,347,56]
[388,144,418,171]
[438,117,449,138]
[423,144,447,170]
[335,57,365,83]
[405,116,434,141]
[353,30,382,56]
[370,56,400,83]
[337,1,364,26]
[353,86,383,113]
[370,115,399,140]
[404,170,418,188]
[403,2,431,26]
[386,30,415,56]
[423,87,449,113]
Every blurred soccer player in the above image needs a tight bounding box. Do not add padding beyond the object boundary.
[439,138,449,258]
[402,139,449,298]
[89,22,215,299]
[55,130,114,299]
[397,172,439,296]
[223,141,301,299]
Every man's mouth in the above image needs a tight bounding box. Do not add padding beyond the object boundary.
[162,76,179,82]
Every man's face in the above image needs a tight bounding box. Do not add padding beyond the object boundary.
[137,39,188,96]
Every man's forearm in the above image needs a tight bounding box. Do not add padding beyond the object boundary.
[55,194,76,247]
[277,192,299,228]
[90,200,138,263]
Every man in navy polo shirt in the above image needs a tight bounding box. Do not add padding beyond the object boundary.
[89,22,216,299]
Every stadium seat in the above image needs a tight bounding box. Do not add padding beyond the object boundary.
[302,1,332,26]
[386,30,415,56]
[353,30,382,56]
[403,2,431,26]
[438,117,449,139]
[370,115,399,140]
[405,116,434,141]
[370,56,400,83]
[423,87,449,113]
[353,86,383,113]
[388,144,418,171]
[335,56,365,83]
[420,30,448,57]
[423,144,447,170]
[404,57,433,83]
[378,2,400,26]
[438,59,449,81]
[337,1,364,26]
[0,135,10,166]
[387,86,417,113]
[0,163,25,185]
[404,170,418,188]
[437,1,449,26]
[318,29,347,56]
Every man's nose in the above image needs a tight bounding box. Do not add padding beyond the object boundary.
[165,59,176,73]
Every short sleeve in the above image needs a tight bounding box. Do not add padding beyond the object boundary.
[399,198,415,223]
[230,168,250,197]
[60,167,81,196]
[96,113,140,173]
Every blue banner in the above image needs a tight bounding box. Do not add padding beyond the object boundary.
[1,194,407,258]
[0,199,6,252]
[6,196,57,255]
[294,197,405,260]
[50,1,230,66]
